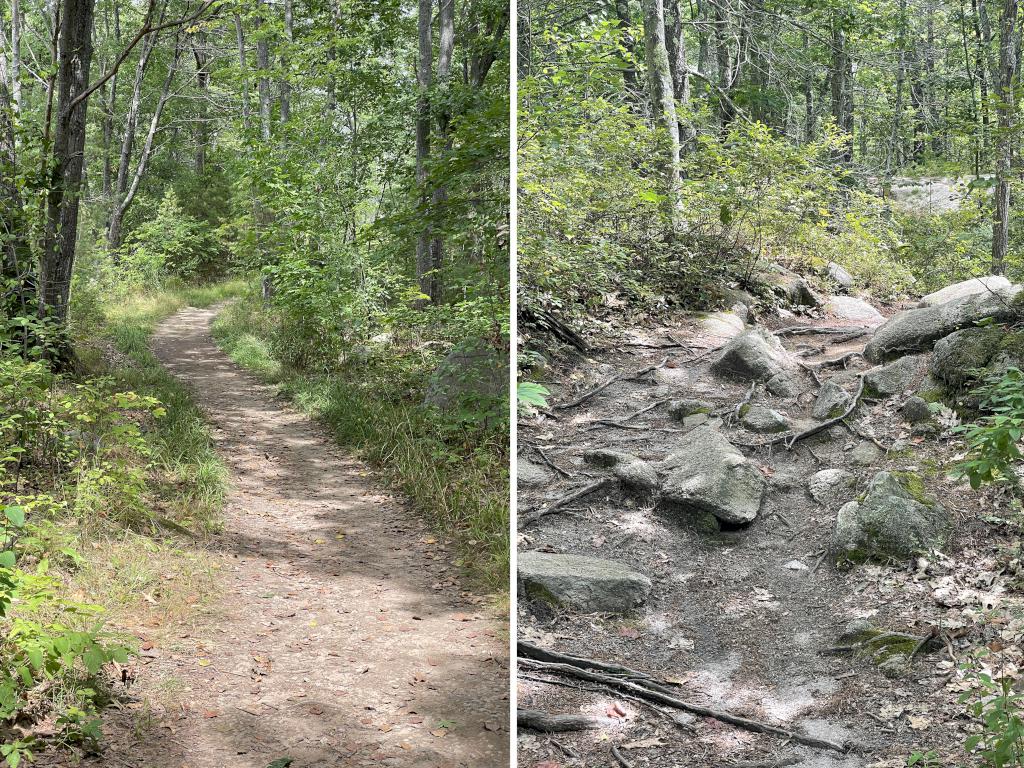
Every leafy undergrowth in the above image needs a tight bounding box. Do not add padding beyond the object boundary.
[211,294,510,595]
[0,280,243,762]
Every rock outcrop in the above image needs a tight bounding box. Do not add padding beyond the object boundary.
[864,355,924,397]
[832,471,950,561]
[918,275,1012,307]
[711,329,796,382]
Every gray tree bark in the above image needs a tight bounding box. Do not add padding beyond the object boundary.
[991,0,1020,275]
[642,0,683,228]
[414,0,434,304]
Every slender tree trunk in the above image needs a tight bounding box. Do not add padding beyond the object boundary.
[193,34,210,173]
[712,0,733,126]
[41,0,95,333]
[614,0,641,99]
[10,0,22,113]
[256,3,272,141]
[280,0,292,123]
[830,12,853,163]
[234,13,250,130]
[891,0,906,169]
[426,0,453,305]
[414,0,434,304]
[642,0,683,228]
[108,40,180,253]
[991,0,1020,275]
[666,0,693,149]
[803,31,815,142]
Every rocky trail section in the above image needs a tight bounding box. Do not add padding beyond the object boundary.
[517,274,1024,768]
[68,306,509,768]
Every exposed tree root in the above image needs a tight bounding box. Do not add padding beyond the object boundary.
[518,658,850,752]
[556,357,668,410]
[518,479,611,529]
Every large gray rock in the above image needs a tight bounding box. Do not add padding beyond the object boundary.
[831,471,950,561]
[864,355,924,396]
[584,449,659,492]
[424,339,509,410]
[700,311,746,341]
[740,405,790,433]
[807,468,856,507]
[929,327,1002,389]
[826,295,885,326]
[919,276,1013,307]
[710,329,796,382]
[812,381,852,420]
[864,287,1022,362]
[518,552,651,612]
[827,262,854,291]
[659,426,765,524]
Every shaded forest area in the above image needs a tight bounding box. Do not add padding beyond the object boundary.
[0,0,508,759]
[518,0,1024,329]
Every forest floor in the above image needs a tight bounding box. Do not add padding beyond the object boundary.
[53,305,509,768]
[517,295,1024,768]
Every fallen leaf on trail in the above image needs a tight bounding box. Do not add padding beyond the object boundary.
[140,641,154,651]
[534,763,561,768]
[607,703,627,719]
[430,729,447,737]
[908,715,932,730]
[379,724,393,732]
[618,626,641,639]
[484,720,501,731]
[197,658,211,667]
[202,710,219,718]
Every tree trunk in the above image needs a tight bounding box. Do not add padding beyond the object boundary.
[193,34,210,173]
[256,3,272,141]
[414,0,434,304]
[280,0,292,123]
[426,0,454,305]
[642,0,683,228]
[41,0,95,331]
[108,39,181,253]
[234,13,250,130]
[665,0,693,149]
[712,0,733,126]
[803,31,815,142]
[991,0,1019,275]
[613,0,641,99]
[10,0,22,113]
[829,12,853,163]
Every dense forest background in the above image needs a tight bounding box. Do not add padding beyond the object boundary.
[0,0,508,757]
[518,0,1024,325]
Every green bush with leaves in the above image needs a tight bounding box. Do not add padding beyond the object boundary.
[122,190,219,285]
[953,367,1024,490]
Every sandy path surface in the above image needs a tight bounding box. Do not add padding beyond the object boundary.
[72,305,509,768]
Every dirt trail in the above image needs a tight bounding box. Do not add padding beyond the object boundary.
[81,306,509,768]
[517,304,1003,768]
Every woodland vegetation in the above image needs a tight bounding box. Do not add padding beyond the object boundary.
[518,0,1024,326]
[0,0,508,759]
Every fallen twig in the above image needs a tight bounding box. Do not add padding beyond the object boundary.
[611,745,635,768]
[774,325,871,337]
[518,658,849,752]
[518,479,611,529]
[533,445,573,478]
[517,709,616,733]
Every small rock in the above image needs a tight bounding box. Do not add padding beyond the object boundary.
[682,413,710,429]
[518,460,551,488]
[668,399,714,420]
[807,468,856,507]
[583,450,659,493]
[766,372,801,397]
[901,396,933,424]
[783,560,809,571]
[878,654,909,679]
[849,441,883,466]
[517,552,651,613]
[740,405,790,433]
[812,381,852,420]
[864,355,924,396]
[826,262,854,291]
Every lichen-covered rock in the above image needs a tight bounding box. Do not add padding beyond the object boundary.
[831,471,951,561]
[740,405,790,433]
[864,286,1022,362]
[659,426,765,525]
[826,295,884,326]
[668,398,714,420]
[864,355,924,397]
[807,468,856,507]
[812,381,852,419]
[759,264,820,307]
[517,552,651,612]
[918,275,1013,307]
[583,449,659,492]
[710,329,796,382]
[929,327,1002,389]
[849,441,883,466]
